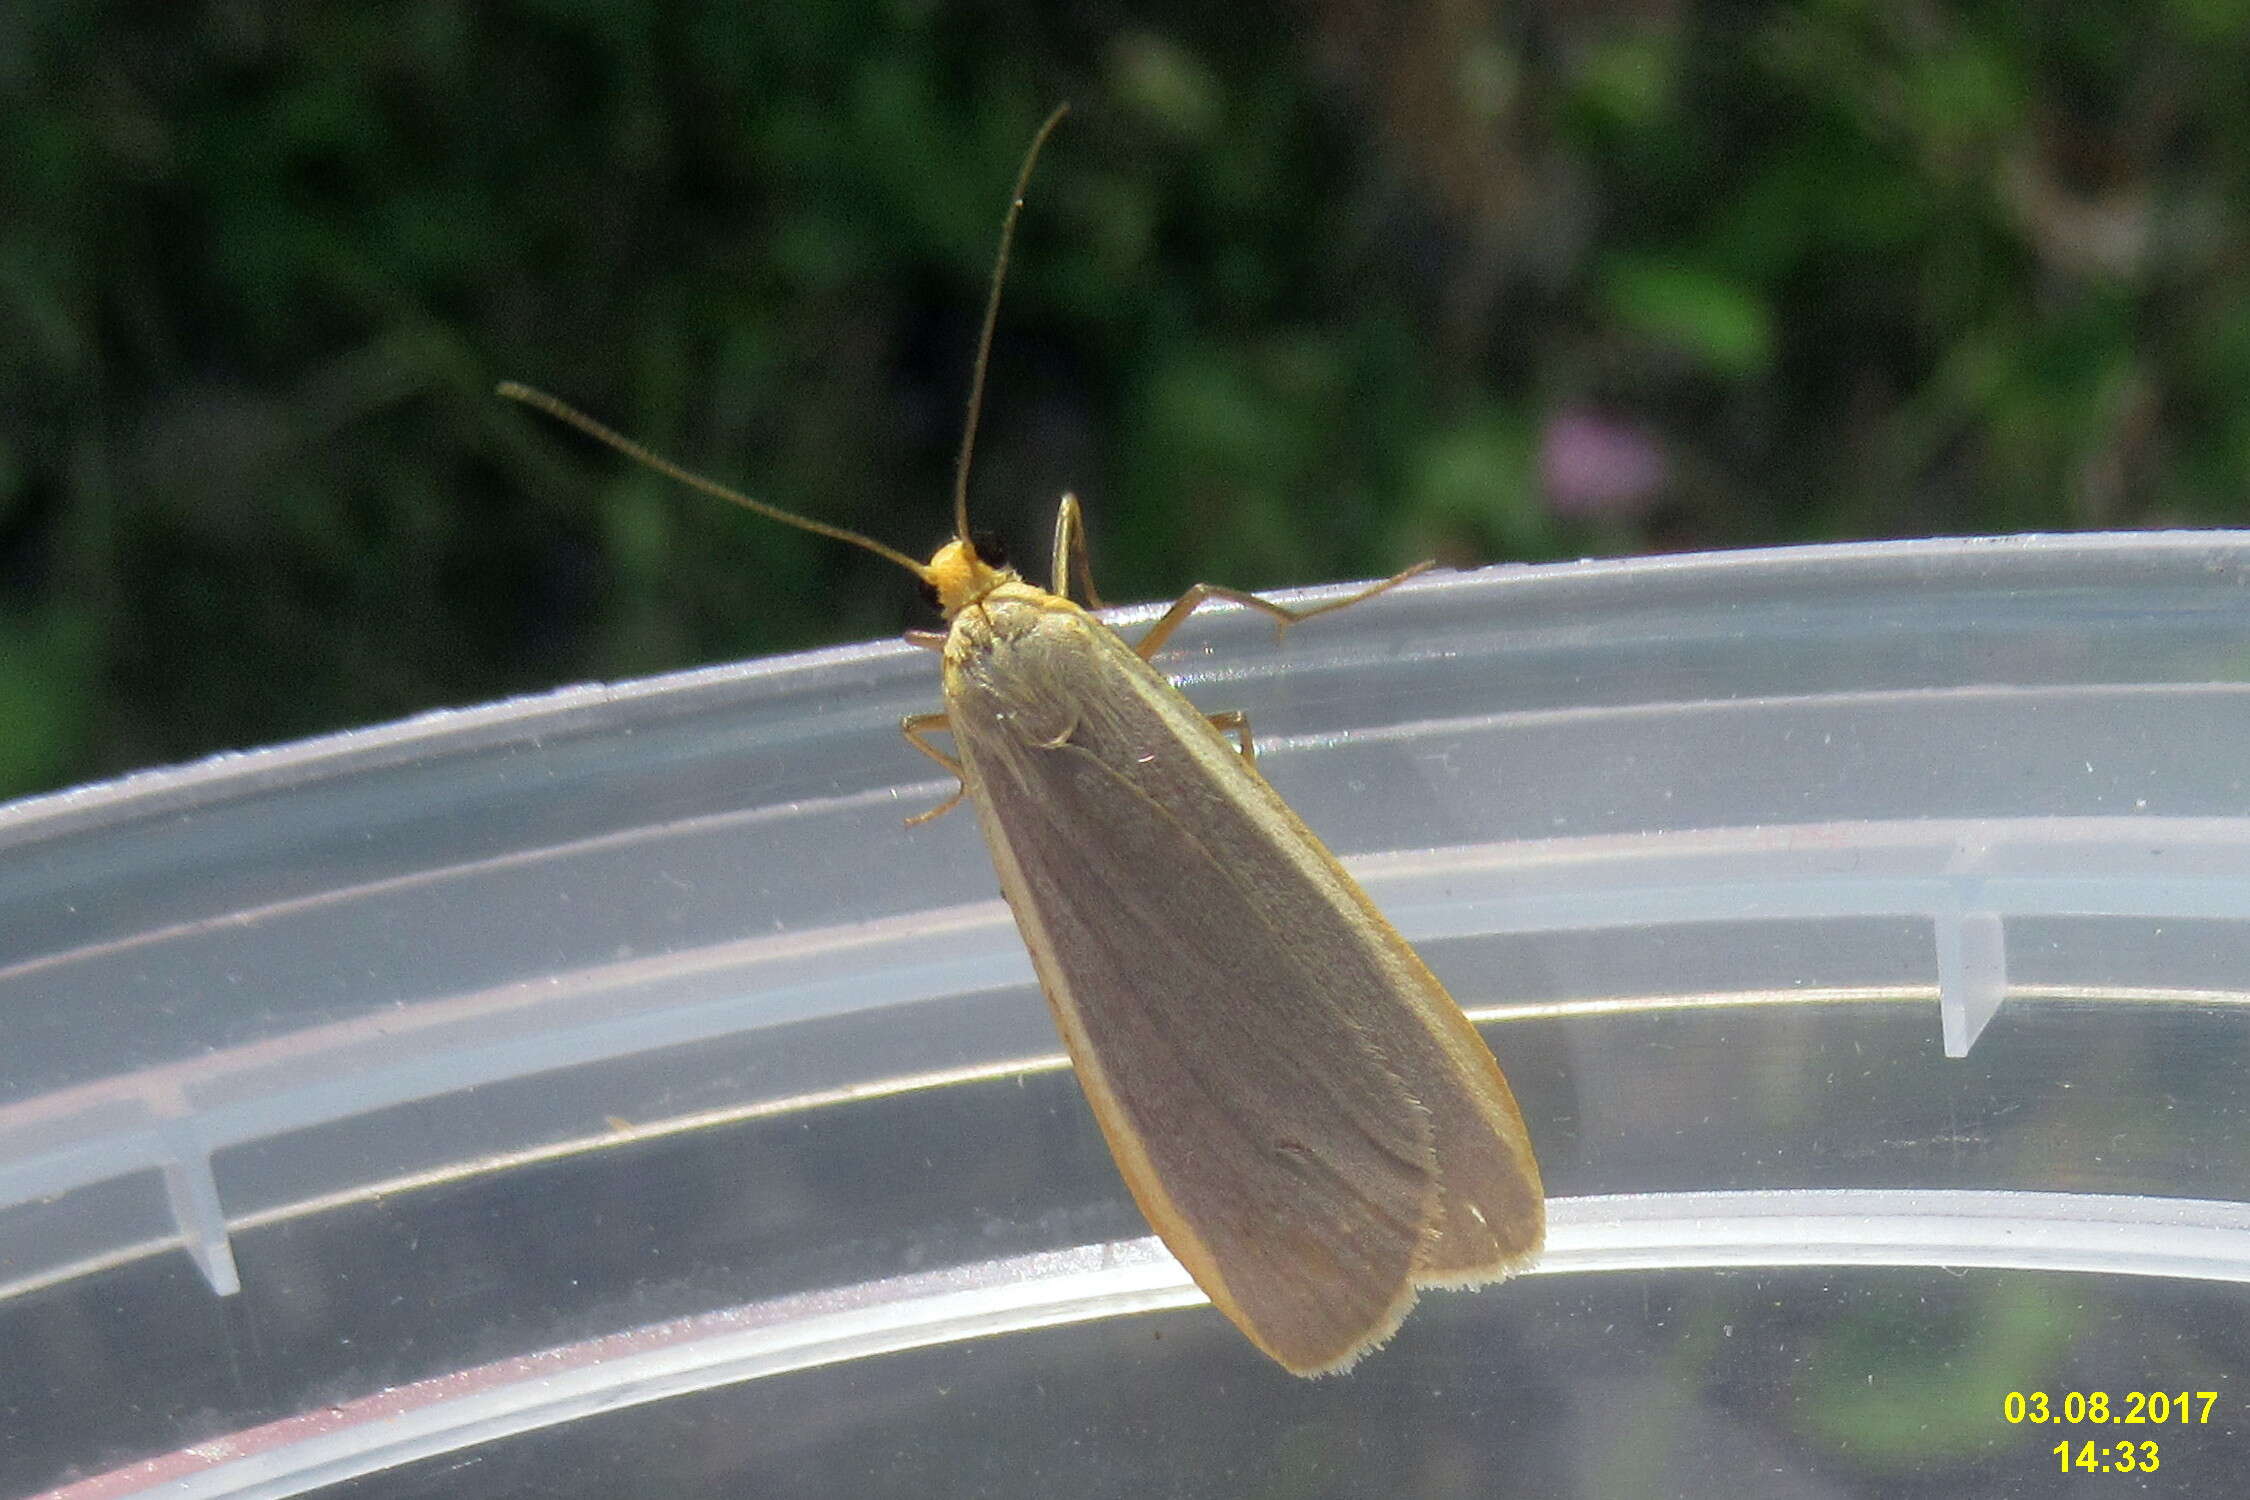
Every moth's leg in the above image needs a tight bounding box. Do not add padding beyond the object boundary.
[1130,561,1434,660]
[1047,493,1107,609]
[904,629,947,652]
[1206,709,1254,768]
[901,712,967,826]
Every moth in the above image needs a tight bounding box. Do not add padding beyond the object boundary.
[502,105,1543,1374]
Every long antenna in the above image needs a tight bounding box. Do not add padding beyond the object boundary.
[500,105,1070,580]
[953,103,1070,546]
[495,380,933,580]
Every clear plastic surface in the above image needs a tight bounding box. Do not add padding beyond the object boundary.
[3,533,2248,1497]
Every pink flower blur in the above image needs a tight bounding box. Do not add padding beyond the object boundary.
[1539,409,1668,519]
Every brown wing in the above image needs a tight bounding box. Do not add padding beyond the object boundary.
[945,589,1541,1372]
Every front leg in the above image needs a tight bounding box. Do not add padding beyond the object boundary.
[1047,493,1107,609]
[901,712,967,826]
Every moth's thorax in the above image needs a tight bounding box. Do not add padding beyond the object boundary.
[943,578,1088,664]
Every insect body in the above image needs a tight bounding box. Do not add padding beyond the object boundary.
[921,523,1545,1372]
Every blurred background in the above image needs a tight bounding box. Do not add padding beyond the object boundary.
[4,0,2248,800]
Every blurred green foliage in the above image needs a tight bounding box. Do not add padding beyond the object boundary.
[3,0,2248,797]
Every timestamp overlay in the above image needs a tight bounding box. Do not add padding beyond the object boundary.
[2004,1390,2226,1477]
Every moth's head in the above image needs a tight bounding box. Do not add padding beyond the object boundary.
[919,532,1014,618]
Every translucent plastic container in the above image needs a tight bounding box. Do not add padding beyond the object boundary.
[3,533,2247,1498]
